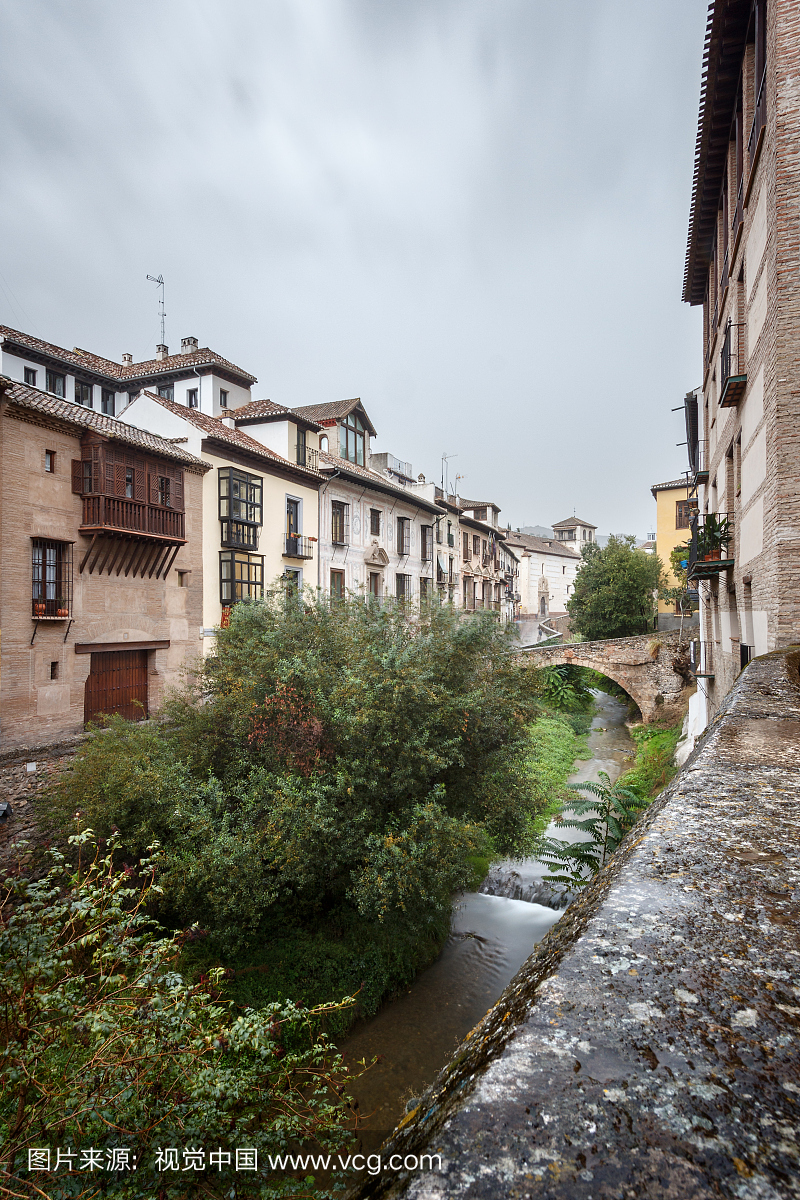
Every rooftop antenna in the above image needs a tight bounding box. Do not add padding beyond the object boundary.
[441,452,457,495]
[146,274,166,345]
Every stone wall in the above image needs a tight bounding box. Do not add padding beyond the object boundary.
[348,646,800,1200]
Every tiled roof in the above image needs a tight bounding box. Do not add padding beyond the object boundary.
[291,398,377,436]
[318,451,442,512]
[137,393,321,481]
[0,324,257,385]
[0,377,208,468]
[650,478,689,494]
[233,397,322,430]
[459,499,500,512]
[552,516,597,529]
[504,531,581,559]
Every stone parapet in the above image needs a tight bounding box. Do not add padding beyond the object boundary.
[348,646,800,1200]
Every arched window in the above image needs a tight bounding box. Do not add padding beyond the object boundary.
[320,434,329,453]
[339,412,365,466]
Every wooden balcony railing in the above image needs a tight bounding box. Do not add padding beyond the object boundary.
[81,495,185,541]
[748,68,767,176]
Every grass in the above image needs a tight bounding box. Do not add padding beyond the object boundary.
[616,719,683,801]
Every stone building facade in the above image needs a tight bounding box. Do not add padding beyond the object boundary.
[682,0,800,727]
[0,377,208,750]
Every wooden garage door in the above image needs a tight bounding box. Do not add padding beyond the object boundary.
[84,650,149,724]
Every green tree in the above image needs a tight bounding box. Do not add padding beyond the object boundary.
[566,535,663,641]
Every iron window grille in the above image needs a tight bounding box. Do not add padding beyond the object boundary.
[219,467,263,549]
[331,501,349,545]
[32,539,73,619]
[397,517,411,557]
[396,573,411,601]
[421,525,433,561]
[219,550,264,604]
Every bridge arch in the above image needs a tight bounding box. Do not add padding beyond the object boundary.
[518,630,690,723]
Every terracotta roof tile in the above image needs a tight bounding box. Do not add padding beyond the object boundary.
[318,451,441,512]
[650,478,689,494]
[0,324,256,385]
[0,377,208,468]
[291,398,377,436]
[233,397,323,430]
[504,531,581,559]
[552,516,597,529]
[138,392,321,480]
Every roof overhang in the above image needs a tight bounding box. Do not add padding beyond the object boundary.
[683,0,753,305]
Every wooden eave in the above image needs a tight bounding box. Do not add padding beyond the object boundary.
[235,412,322,433]
[683,0,752,305]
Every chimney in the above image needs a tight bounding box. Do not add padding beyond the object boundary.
[121,353,133,366]
[156,344,169,361]
[220,414,235,428]
[181,336,198,353]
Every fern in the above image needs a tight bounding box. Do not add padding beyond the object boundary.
[538,770,649,888]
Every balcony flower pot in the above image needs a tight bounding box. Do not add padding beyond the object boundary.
[57,607,69,617]
[33,602,46,617]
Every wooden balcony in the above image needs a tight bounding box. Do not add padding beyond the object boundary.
[80,495,185,542]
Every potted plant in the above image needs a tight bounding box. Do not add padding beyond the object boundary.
[33,599,46,617]
[703,514,731,560]
[56,596,69,617]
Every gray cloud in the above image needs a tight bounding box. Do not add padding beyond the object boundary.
[0,0,707,535]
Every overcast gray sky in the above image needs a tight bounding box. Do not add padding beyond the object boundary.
[1,0,707,537]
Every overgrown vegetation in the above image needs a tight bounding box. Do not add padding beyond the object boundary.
[538,770,649,889]
[567,535,663,641]
[618,720,683,801]
[46,595,565,1021]
[0,833,361,1200]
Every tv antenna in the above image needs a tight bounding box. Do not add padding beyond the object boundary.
[146,274,166,345]
[441,452,457,495]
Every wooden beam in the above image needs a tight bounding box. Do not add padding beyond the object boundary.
[79,534,98,574]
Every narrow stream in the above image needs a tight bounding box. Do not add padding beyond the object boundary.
[339,691,635,1145]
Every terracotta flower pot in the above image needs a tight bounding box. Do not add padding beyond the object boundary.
[33,602,45,616]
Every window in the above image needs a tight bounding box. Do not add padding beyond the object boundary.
[370,508,382,536]
[75,381,93,408]
[447,522,454,547]
[101,389,115,415]
[50,661,59,680]
[676,499,697,529]
[126,468,135,499]
[284,568,302,594]
[128,391,139,408]
[82,460,93,493]
[296,427,307,466]
[474,507,487,522]
[331,500,348,545]
[219,389,228,409]
[339,411,366,466]
[220,550,263,603]
[46,370,65,398]
[420,576,430,604]
[397,516,411,556]
[463,531,469,559]
[24,367,37,386]
[45,450,55,473]
[369,571,381,599]
[177,570,190,587]
[219,468,263,548]
[157,476,170,507]
[396,573,410,602]
[330,569,345,600]
[157,384,174,401]
[421,524,433,562]
[31,539,73,618]
[320,434,329,453]
[473,535,480,557]
[187,388,198,409]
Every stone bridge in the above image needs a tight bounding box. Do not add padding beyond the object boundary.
[518,629,691,722]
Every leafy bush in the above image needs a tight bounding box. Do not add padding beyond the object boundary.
[46,596,548,1016]
[617,721,682,800]
[0,833,361,1200]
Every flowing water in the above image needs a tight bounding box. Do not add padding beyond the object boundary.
[338,691,634,1145]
